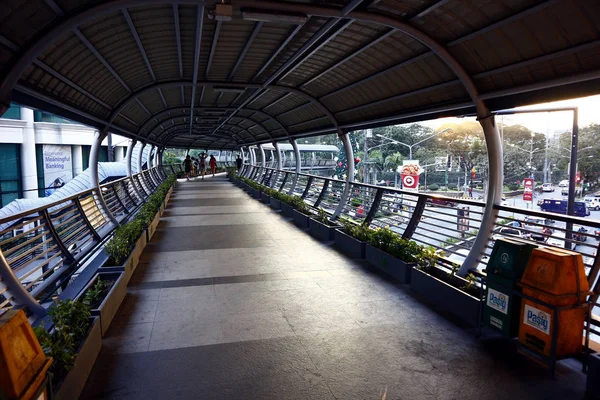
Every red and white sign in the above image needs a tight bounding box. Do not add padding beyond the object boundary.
[523,178,534,202]
[401,174,420,192]
[400,161,423,193]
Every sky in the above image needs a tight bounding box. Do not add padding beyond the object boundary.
[421,94,600,136]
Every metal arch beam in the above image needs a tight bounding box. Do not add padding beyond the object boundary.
[72,28,131,93]
[158,128,244,147]
[158,131,240,146]
[105,81,339,135]
[228,22,263,81]
[190,6,205,135]
[278,19,354,82]
[211,17,347,136]
[205,20,222,80]
[146,112,269,142]
[173,4,183,79]
[252,24,304,81]
[138,105,292,141]
[155,123,249,144]
[155,124,248,146]
[123,8,155,81]
[0,0,557,110]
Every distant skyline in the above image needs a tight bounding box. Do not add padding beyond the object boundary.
[422,94,600,135]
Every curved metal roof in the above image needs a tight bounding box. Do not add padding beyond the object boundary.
[1,0,599,149]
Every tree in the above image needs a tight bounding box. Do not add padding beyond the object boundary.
[436,121,488,190]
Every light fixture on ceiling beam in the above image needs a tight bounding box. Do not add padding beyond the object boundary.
[207,1,232,21]
[241,9,307,24]
[213,86,246,93]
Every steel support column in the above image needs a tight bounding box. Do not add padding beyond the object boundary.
[288,139,302,195]
[125,139,143,202]
[91,130,118,225]
[458,115,503,276]
[258,144,266,181]
[272,142,282,188]
[147,145,160,186]
[332,132,355,219]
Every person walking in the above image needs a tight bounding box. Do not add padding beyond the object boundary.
[199,153,207,180]
[236,154,243,171]
[183,155,192,180]
[209,155,217,177]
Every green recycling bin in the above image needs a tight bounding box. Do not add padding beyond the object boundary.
[483,237,536,337]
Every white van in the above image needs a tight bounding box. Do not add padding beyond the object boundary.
[584,195,600,211]
[559,180,569,187]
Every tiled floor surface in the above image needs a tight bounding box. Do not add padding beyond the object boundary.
[81,175,587,399]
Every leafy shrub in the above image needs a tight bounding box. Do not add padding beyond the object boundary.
[83,277,111,309]
[105,219,145,264]
[342,219,371,242]
[427,184,439,191]
[34,300,92,386]
[508,183,519,191]
[448,184,458,190]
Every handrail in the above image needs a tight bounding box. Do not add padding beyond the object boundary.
[0,165,176,316]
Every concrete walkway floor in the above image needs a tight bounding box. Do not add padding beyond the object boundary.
[81,175,586,400]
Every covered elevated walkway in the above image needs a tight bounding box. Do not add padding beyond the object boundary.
[80,176,585,400]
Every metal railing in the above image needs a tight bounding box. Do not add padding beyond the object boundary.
[0,164,182,312]
[240,163,600,335]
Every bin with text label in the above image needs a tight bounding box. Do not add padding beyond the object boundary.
[518,247,591,359]
[483,238,536,337]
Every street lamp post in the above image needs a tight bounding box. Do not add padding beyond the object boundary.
[376,127,452,160]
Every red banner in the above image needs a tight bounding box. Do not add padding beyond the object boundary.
[523,178,534,202]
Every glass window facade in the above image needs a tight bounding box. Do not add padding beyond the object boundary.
[33,110,76,124]
[1,103,21,120]
[0,144,21,207]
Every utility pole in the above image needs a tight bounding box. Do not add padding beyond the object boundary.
[363,129,369,184]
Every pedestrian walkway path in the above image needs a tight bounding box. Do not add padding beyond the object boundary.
[81,175,586,400]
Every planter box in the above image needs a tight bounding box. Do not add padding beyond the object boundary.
[159,202,165,217]
[293,209,310,229]
[103,232,146,285]
[270,197,282,210]
[165,186,173,205]
[78,272,127,337]
[280,201,294,218]
[147,211,161,240]
[54,317,102,400]
[365,244,415,283]
[309,218,342,241]
[334,229,366,259]
[410,267,481,326]
[261,193,271,204]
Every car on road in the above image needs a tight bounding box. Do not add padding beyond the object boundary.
[559,180,569,187]
[584,195,600,211]
[492,226,529,241]
[595,228,600,239]
[426,197,455,207]
[560,186,583,196]
[542,183,554,192]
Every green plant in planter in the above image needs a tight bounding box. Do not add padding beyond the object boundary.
[83,278,110,309]
[342,219,373,242]
[290,196,310,215]
[315,208,332,225]
[369,227,437,268]
[33,300,92,386]
[105,219,145,264]
[462,273,477,291]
